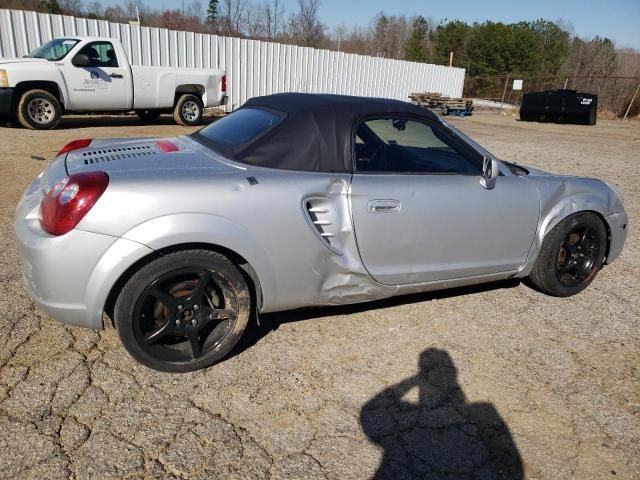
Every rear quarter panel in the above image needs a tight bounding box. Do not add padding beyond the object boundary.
[76,161,394,313]
[131,66,224,109]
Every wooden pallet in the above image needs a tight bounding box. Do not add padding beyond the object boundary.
[409,92,473,116]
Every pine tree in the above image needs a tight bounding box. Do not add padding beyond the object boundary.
[207,0,219,33]
[404,16,429,62]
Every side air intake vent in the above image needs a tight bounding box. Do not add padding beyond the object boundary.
[303,196,343,255]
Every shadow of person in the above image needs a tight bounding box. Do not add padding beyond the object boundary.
[360,349,523,480]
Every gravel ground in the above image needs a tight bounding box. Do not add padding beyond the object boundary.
[0,112,638,480]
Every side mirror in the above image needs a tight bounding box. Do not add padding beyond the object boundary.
[479,156,499,190]
[72,53,90,67]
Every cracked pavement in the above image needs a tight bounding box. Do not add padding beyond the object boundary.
[0,113,638,479]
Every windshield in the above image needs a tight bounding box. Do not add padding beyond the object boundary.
[440,118,496,159]
[25,38,80,61]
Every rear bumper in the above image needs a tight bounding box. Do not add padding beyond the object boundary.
[15,176,154,329]
[605,211,628,264]
[0,87,15,116]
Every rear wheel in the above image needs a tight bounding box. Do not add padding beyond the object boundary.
[173,94,203,126]
[114,250,251,372]
[529,212,607,297]
[17,89,62,130]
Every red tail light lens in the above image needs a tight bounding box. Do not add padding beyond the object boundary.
[156,139,179,152]
[57,138,93,156]
[221,74,227,93]
[41,171,109,235]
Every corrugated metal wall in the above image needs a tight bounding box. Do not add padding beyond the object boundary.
[0,8,465,110]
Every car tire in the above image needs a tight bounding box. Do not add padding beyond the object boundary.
[173,94,203,126]
[114,249,251,373]
[529,212,607,297]
[17,89,62,130]
[136,110,161,122]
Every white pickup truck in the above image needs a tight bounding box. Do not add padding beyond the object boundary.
[0,36,226,129]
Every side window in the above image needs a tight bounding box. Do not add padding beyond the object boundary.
[354,117,481,174]
[74,42,118,68]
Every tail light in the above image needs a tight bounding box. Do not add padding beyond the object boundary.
[221,74,227,93]
[40,171,109,235]
[57,138,92,156]
[156,139,179,152]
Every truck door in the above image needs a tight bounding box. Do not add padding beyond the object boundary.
[64,41,133,111]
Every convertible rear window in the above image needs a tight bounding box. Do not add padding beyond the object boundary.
[196,108,283,147]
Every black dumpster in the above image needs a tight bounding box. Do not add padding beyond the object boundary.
[520,89,597,125]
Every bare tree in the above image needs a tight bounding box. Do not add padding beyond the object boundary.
[333,23,346,51]
[288,0,325,47]
[372,13,388,56]
[85,0,104,18]
[263,0,284,40]
[243,3,264,38]
[59,0,83,15]
[187,1,204,20]
[218,0,245,36]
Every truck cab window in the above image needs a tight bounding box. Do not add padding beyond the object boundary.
[74,42,119,68]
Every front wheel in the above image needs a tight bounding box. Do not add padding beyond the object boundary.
[173,94,203,126]
[17,89,62,130]
[114,250,251,372]
[529,212,607,297]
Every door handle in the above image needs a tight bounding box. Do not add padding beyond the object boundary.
[368,199,401,213]
[109,73,123,79]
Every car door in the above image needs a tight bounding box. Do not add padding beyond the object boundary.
[350,116,540,285]
[64,41,132,111]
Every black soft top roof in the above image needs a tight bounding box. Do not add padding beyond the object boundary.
[231,93,440,173]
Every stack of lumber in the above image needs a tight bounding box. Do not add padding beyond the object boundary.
[409,92,474,116]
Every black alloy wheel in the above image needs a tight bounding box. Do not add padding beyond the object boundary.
[134,268,238,362]
[115,250,251,372]
[529,212,607,297]
[554,224,602,287]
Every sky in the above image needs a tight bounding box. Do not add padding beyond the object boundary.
[114,0,640,49]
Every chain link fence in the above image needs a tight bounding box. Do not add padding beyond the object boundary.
[464,75,640,118]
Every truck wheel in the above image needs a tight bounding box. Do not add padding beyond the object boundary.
[173,94,203,126]
[136,110,161,122]
[17,89,62,130]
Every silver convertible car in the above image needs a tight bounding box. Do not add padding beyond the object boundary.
[16,93,628,372]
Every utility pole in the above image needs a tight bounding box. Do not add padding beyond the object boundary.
[500,75,510,112]
[449,51,453,67]
[623,81,640,120]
